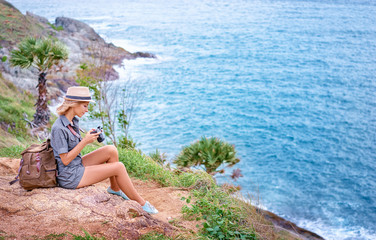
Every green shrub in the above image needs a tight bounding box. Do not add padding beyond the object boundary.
[117,135,137,149]
[149,148,168,167]
[48,23,64,31]
[174,137,240,175]
[182,188,258,240]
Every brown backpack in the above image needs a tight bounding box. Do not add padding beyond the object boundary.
[10,139,57,190]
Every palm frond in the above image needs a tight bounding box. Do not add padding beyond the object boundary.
[174,136,240,174]
[9,50,33,68]
[9,37,69,73]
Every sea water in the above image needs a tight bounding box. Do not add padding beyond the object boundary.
[9,0,376,239]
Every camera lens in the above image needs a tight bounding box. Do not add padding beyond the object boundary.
[97,126,105,143]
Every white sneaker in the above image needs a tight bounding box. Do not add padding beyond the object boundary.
[142,201,159,214]
[107,187,130,200]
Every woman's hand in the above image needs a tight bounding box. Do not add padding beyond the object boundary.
[82,129,101,144]
[60,129,101,166]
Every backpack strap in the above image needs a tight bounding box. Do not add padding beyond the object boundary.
[9,158,23,185]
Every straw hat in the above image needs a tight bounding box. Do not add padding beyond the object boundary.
[64,86,95,102]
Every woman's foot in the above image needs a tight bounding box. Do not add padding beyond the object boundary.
[107,187,129,200]
[142,201,159,214]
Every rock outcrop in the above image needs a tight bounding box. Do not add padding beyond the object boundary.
[258,208,324,240]
[0,157,193,239]
[55,17,105,42]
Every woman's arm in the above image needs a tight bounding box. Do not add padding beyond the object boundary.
[59,129,101,166]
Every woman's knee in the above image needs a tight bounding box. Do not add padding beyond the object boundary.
[114,161,127,173]
[103,145,118,157]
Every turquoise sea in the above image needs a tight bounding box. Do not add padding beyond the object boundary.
[10,0,376,239]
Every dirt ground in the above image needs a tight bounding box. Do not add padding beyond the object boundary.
[0,157,199,239]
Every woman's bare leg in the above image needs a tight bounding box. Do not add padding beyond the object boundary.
[77,162,146,206]
[81,145,120,191]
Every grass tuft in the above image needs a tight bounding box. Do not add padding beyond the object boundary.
[139,232,174,240]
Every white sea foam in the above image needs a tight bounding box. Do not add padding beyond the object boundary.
[297,219,376,240]
[89,23,113,32]
[79,16,113,21]
[111,39,163,54]
[114,59,159,84]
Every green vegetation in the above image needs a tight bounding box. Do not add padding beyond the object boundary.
[33,233,66,240]
[139,232,174,240]
[182,189,258,240]
[47,23,64,31]
[0,229,16,240]
[174,136,240,175]
[10,37,68,126]
[69,230,105,240]
[82,145,215,189]
[81,145,264,239]
[0,230,105,240]
[149,148,169,167]
[0,145,24,158]
[117,134,138,149]
[0,74,37,148]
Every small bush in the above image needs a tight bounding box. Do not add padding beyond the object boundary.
[149,148,168,167]
[48,23,64,31]
[117,135,137,149]
[182,188,258,240]
[174,136,240,175]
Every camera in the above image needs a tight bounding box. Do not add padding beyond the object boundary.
[91,126,105,143]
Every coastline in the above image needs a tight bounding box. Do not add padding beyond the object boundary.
[0,2,327,239]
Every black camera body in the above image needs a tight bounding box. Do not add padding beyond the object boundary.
[91,126,105,143]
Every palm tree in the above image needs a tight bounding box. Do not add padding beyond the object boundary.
[10,37,68,126]
[174,136,240,175]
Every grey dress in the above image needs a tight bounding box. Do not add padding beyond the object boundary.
[50,115,85,189]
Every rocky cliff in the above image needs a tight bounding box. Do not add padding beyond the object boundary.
[0,0,155,100]
[0,157,195,239]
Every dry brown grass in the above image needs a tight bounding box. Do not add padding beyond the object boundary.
[0,0,47,46]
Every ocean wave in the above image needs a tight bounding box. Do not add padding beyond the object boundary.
[297,219,376,240]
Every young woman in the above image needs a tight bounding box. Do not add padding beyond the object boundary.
[50,86,158,214]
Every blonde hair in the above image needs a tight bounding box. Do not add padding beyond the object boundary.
[56,100,89,116]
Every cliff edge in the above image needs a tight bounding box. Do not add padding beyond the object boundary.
[0,157,197,239]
